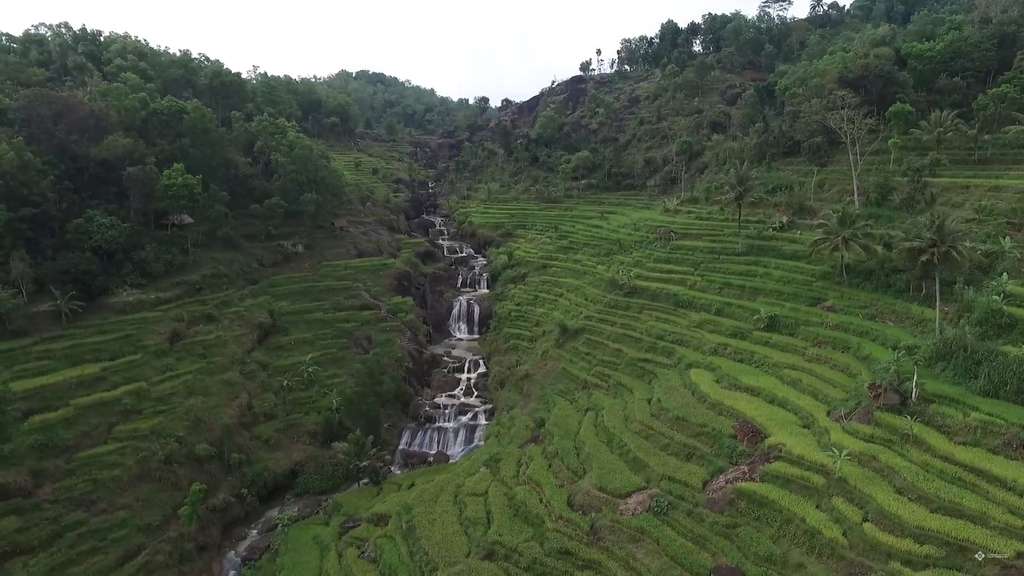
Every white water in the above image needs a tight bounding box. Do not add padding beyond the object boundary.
[394,214,493,468]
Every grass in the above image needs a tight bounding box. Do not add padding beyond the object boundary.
[0,228,422,574]
[187,192,1024,574]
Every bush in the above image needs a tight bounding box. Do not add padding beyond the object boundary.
[923,329,1024,404]
[294,452,349,495]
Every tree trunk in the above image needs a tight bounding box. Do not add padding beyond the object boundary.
[846,142,860,209]
[679,161,686,201]
[934,268,941,337]
[841,253,847,283]
[810,168,818,204]
[737,203,743,235]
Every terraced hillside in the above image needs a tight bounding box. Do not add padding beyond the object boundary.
[257,197,1024,575]
[0,240,424,575]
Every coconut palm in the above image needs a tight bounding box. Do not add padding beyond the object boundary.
[726,161,755,237]
[910,109,965,153]
[49,286,85,327]
[809,206,876,283]
[1005,112,1024,135]
[808,0,826,15]
[904,213,970,337]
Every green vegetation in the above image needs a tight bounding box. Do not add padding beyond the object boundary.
[256,198,1024,574]
[0,227,423,574]
[6,0,1024,574]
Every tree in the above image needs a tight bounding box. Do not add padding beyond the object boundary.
[50,286,85,327]
[809,0,826,16]
[673,137,702,200]
[158,163,204,254]
[759,0,794,19]
[1004,112,1024,135]
[824,93,879,209]
[158,163,204,224]
[885,102,916,135]
[910,110,965,153]
[826,447,852,478]
[67,210,130,263]
[904,213,969,336]
[726,161,755,237]
[800,136,832,202]
[579,58,593,77]
[9,250,33,303]
[809,207,876,283]
[177,481,208,531]
[123,164,160,226]
[0,285,20,329]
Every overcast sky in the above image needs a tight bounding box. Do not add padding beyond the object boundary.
[6,0,826,102]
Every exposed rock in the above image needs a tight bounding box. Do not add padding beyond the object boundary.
[617,489,660,517]
[430,371,461,395]
[733,420,765,448]
[817,300,837,313]
[430,451,450,465]
[705,450,778,511]
[237,534,274,564]
[710,565,745,576]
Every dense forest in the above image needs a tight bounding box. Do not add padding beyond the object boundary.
[0,23,487,323]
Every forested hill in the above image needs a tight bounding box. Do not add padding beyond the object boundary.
[0,23,492,314]
[460,0,1024,197]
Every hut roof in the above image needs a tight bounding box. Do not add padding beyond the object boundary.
[161,213,195,226]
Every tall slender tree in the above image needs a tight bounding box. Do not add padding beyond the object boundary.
[904,213,969,336]
[726,161,754,237]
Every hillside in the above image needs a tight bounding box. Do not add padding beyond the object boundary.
[4,0,1024,575]
[255,197,1024,574]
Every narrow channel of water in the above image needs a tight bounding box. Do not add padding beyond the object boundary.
[220,209,495,575]
[393,214,493,467]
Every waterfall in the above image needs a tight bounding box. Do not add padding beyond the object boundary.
[449,296,480,339]
[393,213,494,470]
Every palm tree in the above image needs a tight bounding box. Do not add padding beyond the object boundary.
[809,207,876,283]
[910,110,965,153]
[726,161,754,237]
[1004,112,1024,135]
[808,0,826,15]
[904,213,969,337]
[50,286,85,327]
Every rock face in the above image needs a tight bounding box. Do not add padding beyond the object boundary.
[221,496,328,575]
[617,489,660,517]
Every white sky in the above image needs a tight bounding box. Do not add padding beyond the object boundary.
[5,0,826,102]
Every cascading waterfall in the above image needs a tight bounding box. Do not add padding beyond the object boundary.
[394,213,493,469]
[449,295,480,339]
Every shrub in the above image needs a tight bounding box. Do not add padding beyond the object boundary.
[923,329,1024,404]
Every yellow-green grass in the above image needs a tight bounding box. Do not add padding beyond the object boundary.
[253,197,1024,575]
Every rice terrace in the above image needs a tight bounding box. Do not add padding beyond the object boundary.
[3,0,1024,574]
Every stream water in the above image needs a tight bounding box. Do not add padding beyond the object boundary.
[394,214,493,467]
[219,210,493,575]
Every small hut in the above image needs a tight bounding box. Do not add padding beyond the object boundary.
[161,213,195,231]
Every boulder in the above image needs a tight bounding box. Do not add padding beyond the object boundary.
[238,534,274,564]
[618,489,660,517]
